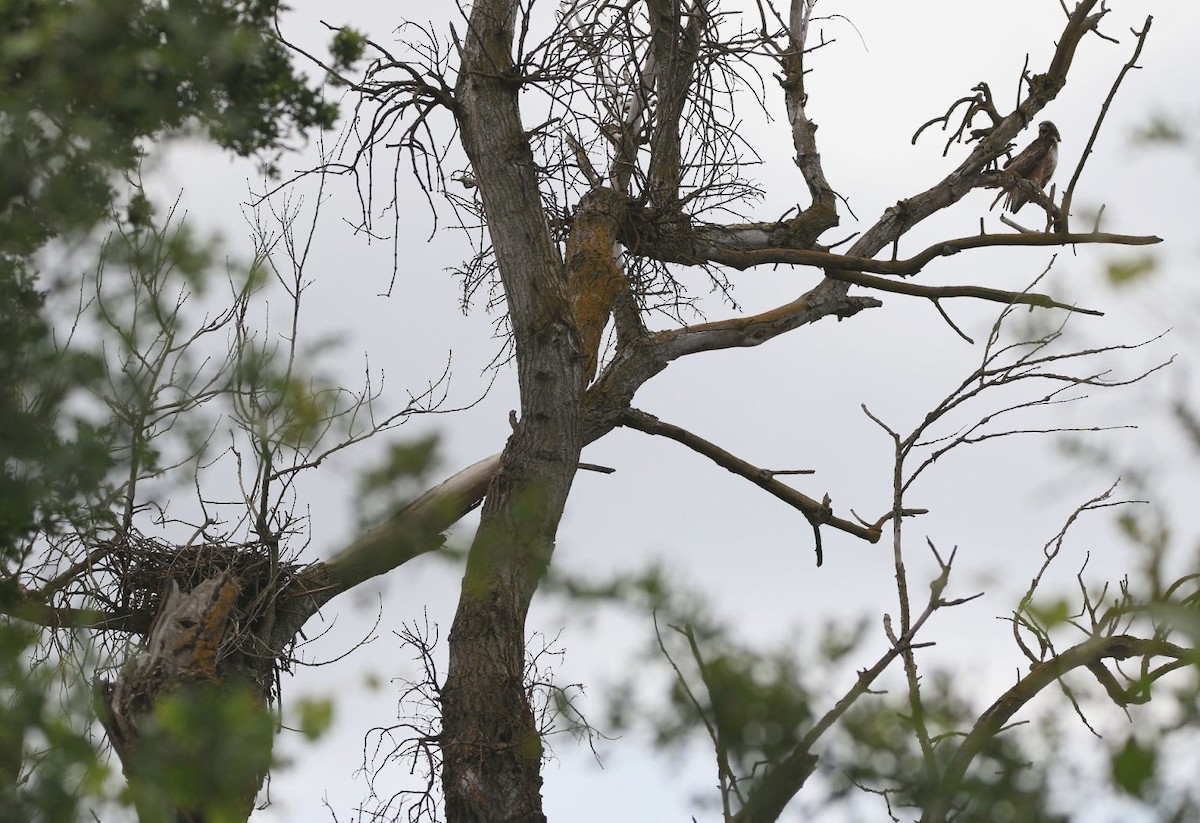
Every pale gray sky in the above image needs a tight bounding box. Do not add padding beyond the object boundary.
[146,2,1200,820]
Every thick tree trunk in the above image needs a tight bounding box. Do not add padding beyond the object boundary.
[440,2,583,822]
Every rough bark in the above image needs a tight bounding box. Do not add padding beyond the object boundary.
[644,0,706,210]
[438,2,584,821]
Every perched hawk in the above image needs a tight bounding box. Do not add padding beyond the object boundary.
[993,120,1061,213]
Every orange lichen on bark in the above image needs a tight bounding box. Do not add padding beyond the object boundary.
[174,574,241,679]
[566,187,628,383]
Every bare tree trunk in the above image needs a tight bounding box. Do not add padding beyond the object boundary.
[439,2,583,821]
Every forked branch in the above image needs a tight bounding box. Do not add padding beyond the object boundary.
[921,634,1191,823]
[732,550,967,823]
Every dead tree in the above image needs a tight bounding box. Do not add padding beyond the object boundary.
[296,3,1162,819]
[4,2,1179,821]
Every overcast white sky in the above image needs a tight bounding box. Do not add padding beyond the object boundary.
[144,2,1200,821]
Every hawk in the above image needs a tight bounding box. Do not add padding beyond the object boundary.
[992,120,1061,213]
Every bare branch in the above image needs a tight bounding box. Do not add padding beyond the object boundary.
[620,408,883,563]
[922,635,1191,823]
[644,223,1160,277]
[912,82,1003,156]
[656,291,883,360]
[1060,16,1154,228]
[733,548,962,823]
[821,267,1102,316]
[654,616,743,820]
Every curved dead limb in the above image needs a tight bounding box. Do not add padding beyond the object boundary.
[656,290,883,360]
[619,407,885,565]
[912,81,1004,156]
[921,634,1192,823]
[289,370,940,621]
[648,265,1092,366]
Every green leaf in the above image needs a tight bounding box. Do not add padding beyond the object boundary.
[296,697,335,742]
[1105,255,1157,287]
[1111,736,1156,798]
[1027,598,1072,628]
[329,27,367,72]
[1131,116,1185,145]
[127,683,274,821]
